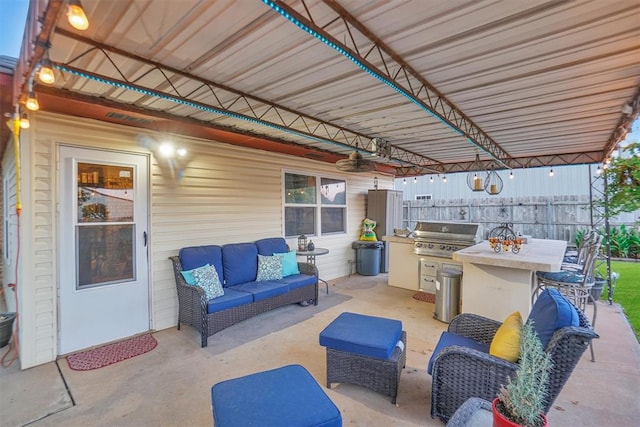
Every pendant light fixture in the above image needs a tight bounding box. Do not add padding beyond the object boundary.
[484,164,503,195]
[38,48,55,84]
[25,91,39,111]
[67,0,89,30]
[466,153,485,192]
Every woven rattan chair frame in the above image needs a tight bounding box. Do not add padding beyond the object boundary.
[169,256,318,347]
[326,331,406,404]
[430,307,598,423]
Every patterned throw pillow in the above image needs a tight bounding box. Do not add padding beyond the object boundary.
[256,254,283,281]
[192,264,224,300]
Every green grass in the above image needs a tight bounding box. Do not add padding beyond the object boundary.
[598,260,640,341]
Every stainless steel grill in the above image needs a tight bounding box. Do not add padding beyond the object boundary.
[413,222,481,258]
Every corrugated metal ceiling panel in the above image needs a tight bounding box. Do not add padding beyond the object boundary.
[30,0,638,174]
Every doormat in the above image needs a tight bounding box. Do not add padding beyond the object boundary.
[412,292,436,304]
[66,333,157,371]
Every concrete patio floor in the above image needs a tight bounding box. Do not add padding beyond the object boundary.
[1,273,639,426]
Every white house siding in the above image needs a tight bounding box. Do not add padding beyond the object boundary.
[13,111,393,368]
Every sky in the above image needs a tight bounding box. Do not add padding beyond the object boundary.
[0,0,29,58]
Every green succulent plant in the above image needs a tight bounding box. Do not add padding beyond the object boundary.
[496,320,553,427]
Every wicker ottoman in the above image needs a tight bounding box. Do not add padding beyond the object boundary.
[211,364,342,427]
[319,312,406,404]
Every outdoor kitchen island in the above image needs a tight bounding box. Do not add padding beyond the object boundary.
[452,238,567,322]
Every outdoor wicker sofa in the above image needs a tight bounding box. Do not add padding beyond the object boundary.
[169,237,318,347]
[429,288,599,423]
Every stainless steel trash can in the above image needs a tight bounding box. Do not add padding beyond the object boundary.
[434,269,462,323]
[351,241,383,276]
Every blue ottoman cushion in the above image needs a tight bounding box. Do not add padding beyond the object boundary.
[211,364,342,427]
[427,331,489,375]
[319,312,403,360]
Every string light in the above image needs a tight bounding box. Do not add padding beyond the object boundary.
[509,170,514,179]
[19,113,30,129]
[403,178,407,185]
[413,176,417,184]
[429,176,434,183]
[38,56,55,84]
[25,91,39,111]
[442,175,447,183]
[549,168,554,177]
[67,0,89,30]
[596,165,602,175]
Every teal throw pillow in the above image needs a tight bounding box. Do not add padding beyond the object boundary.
[181,264,209,285]
[256,254,283,281]
[274,250,300,277]
[192,264,224,300]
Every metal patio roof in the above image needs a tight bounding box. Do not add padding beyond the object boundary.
[11,0,640,176]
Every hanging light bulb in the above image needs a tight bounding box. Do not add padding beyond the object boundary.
[403,178,407,185]
[549,168,554,177]
[20,113,30,129]
[596,165,602,175]
[67,0,89,30]
[509,170,514,179]
[442,175,447,183]
[38,56,55,84]
[413,176,417,184]
[25,91,39,111]
[429,176,434,183]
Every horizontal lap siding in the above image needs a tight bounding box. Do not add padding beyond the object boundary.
[22,112,397,363]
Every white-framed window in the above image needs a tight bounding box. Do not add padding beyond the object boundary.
[283,172,347,237]
[416,194,433,200]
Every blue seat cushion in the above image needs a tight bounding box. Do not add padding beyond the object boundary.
[206,288,253,314]
[232,281,289,302]
[536,270,584,284]
[179,245,224,284]
[211,364,342,427]
[427,331,489,375]
[279,273,316,290]
[222,243,258,286]
[255,237,288,256]
[527,288,579,348]
[319,312,402,360]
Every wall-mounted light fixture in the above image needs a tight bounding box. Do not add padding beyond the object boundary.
[67,0,89,30]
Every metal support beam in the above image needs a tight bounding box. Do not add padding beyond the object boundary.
[263,0,514,167]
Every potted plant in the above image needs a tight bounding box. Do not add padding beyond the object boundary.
[492,320,552,427]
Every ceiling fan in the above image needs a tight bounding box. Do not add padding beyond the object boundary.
[335,150,376,173]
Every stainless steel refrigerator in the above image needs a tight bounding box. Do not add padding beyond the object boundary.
[367,189,404,273]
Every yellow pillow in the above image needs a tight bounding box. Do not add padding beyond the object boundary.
[489,311,522,362]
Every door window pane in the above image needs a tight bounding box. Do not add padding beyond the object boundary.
[76,224,135,289]
[77,163,134,223]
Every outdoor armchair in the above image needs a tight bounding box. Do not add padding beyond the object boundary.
[428,289,598,423]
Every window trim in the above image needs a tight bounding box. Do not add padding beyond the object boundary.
[283,170,347,238]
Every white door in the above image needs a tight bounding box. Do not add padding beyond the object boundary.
[58,146,150,354]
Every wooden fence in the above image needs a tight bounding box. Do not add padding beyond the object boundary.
[403,195,636,244]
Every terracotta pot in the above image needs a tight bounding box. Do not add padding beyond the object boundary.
[492,398,548,427]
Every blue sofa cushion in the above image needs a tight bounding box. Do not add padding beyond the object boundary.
[179,245,224,284]
[222,243,258,286]
[206,288,253,314]
[427,331,489,375]
[232,281,289,302]
[255,237,288,255]
[319,312,403,360]
[527,288,579,348]
[279,273,316,290]
[211,364,342,427]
